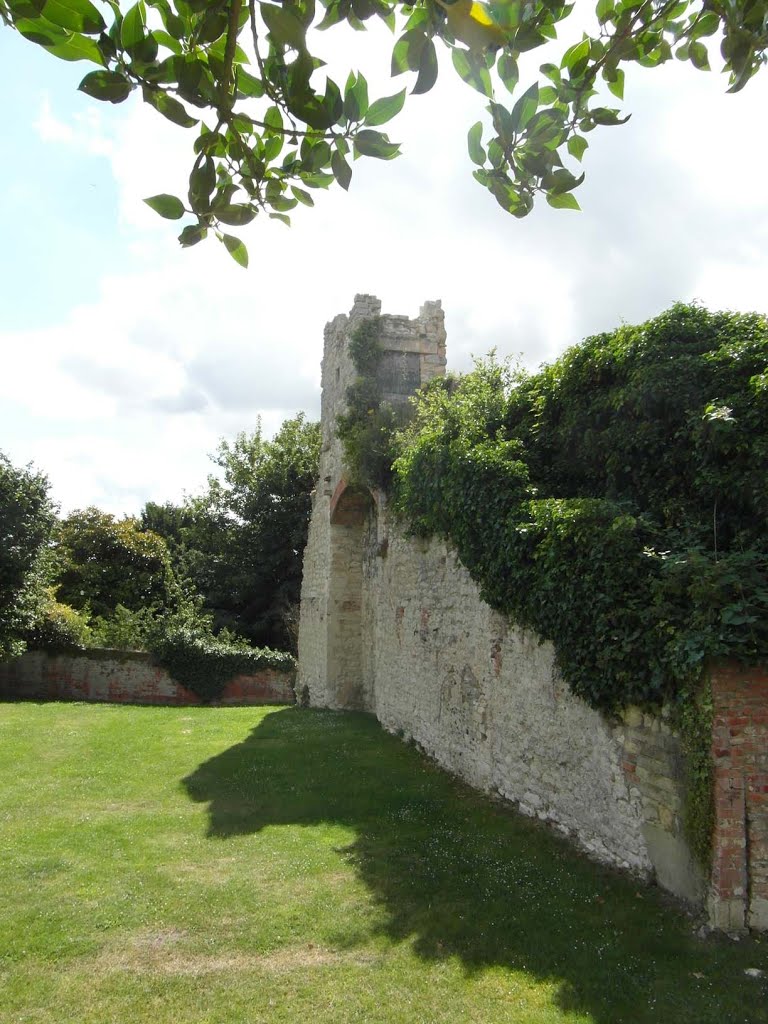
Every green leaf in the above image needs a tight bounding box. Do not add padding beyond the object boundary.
[590,106,630,126]
[331,149,352,190]
[236,68,266,99]
[595,0,613,23]
[497,52,519,95]
[688,40,710,70]
[605,67,625,100]
[561,37,590,77]
[364,88,406,126]
[178,223,207,247]
[509,82,539,133]
[344,72,369,122]
[261,3,306,50]
[413,38,438,95]
[391,29,426,76]
[215,204,257,226]
[78,69,131,102]
[143,87,198,127]
[40,0,105,34]
[567,133,588,161]
[269,212,292,226]
[353,129,400,160]
[467,121,486,166]
[45,30,106,63]
[291,186,314,207]
[144,193,185,219]
[546,191,580,210]
[121,0,145,48]
[451,48,492,97]
[221,233,249,268]
[189,156,216,199]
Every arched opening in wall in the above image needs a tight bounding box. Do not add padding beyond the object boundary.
[327,480,373,709]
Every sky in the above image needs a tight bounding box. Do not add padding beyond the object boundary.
[1,9,767,517]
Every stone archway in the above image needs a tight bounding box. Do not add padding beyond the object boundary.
[326,479,373,709]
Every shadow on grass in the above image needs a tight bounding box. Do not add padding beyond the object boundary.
[182,706,767,1024]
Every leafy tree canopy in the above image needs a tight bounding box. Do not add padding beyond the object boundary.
[2,0,765,265]
[54,506,175,619]
[143,412,320,649]
[0,452,57,660]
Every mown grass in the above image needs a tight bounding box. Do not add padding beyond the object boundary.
[0,701,765,1024]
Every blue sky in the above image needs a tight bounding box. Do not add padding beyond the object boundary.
[1,13,767,517]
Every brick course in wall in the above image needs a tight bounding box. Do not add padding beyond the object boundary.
[0,650,295,707]
[709,661,768,931]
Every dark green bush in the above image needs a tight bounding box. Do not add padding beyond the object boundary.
[150,618,294,708]
[391,304,768,712]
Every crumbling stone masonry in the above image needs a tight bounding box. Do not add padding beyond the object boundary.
[297,295,768,932]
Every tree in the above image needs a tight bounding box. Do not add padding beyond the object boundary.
[54,506,175,619]
[0,452,56,660]
[144,413,320,649]
[2,0,765,265]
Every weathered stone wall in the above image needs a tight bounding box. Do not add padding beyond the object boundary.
[0,649,295,706]
[297,296,768,931]
[297,294,446,709]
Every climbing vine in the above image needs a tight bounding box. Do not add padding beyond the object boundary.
[336,316,407,491]
[672,676,715,868]
[390,304,768,711]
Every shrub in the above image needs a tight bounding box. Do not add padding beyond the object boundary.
[24,590,92,653]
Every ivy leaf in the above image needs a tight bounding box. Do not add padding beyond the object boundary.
[221,233,249,268]
[143,193,185,219]
[364,89,406,127]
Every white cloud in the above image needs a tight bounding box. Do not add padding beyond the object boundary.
[5,28,768,515]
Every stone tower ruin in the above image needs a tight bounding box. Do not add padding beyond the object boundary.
[296,294,446,710]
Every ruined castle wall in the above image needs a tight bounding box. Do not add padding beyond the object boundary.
[298,297,711,918]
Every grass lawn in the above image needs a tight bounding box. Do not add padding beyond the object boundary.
[0,702,765,1024]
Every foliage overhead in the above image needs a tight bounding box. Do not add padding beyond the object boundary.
[0,453,57,660]
[2,0,766,264]
[391,303,768,712]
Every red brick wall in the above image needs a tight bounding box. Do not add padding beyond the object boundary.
[709,662,768,931]
[0,650,295,707]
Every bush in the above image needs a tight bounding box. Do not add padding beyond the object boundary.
[89,604,158,651]
[391,304,768,712]
[24,590,92,653]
